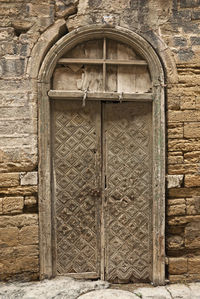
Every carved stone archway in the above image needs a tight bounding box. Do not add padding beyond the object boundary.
[38,25,165,286]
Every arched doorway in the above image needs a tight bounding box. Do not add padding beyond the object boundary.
[38,26,165,285]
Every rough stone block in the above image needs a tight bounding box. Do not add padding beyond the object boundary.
[56,2,78,18]
[185,174,200,187]
[173,36,187,47]
[0,198,2,215]
[180,0,200,8]
[16,256,39,273]
[0,91,29,107]
[167,199,186,216]
[168,123,183,139]
[0,58,25,77]
[196,96,200,109]
[168,139,200,152]
[168,152,183,165]
[19,225,38,245]
[191,36,200,46]
[20,172,38,186]
[186,197,200,215]
[167,225,184,235]
[0,148,37,173]
[0,214,38,229]
[168,257,187,274]
[167,175,183,188]
[167,204,186,216]
[0,28,15,41]
[167,96,180,110]
[0,173,19,187]
[177,48,194,62]
[184,151,200,163]
[184,122,200,138]
[24,196,37,207]
[0,227,19,247]
[188,257,200,273]
[167,235,184,250]
[169,188,200,198]
[180,96,196,110]
[3,196,24,214]
[0,245,39,260]
[185,221,200,248]
[168,274,187,283]
[192,10,200,20]
[28,4,52,17]
[0,256,39,275]
[168,215,200,226]
[168,163,198,175]
[0,185,38,196]
[168,110,200,122]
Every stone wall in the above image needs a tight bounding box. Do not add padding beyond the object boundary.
[0,0,200,282]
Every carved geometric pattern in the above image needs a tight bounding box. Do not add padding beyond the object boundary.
[105,102,152,283]
[52,100,152,282]
[53,100,101,276]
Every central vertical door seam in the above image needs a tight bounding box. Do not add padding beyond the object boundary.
[100,101,106,280]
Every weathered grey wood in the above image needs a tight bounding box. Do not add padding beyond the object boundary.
[101,102,106,281]
[106,66,117,92]
[53,67,83,90]
[51,100,101,278]
[106,42,117,92]
[58,272,99,279]
[38,25,165,285]
[103,38,106,90]
[38,82,53,279]
[58,58,147,65]
[81,65,103,91]
[152,83,165,286]
[104,102,153,283]
[48,90,153,101]
[64,39,103,59]
[135,66,152,93]
[117,41,136,92]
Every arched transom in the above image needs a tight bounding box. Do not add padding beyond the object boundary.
[49,38,152,102]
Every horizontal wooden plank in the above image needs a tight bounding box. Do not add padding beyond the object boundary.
[106,59,147,65]
[58,58,147,66]
[48,90,153,101]
[57,272,99,279]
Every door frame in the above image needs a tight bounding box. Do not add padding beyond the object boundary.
[38,25,166,285]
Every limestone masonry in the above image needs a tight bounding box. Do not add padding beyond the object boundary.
[1,0,200,283]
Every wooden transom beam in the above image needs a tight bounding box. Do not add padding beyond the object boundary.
[48,90,153,101]
[58,58,147,66]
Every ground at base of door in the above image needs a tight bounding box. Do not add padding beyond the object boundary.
[0,277,200,299]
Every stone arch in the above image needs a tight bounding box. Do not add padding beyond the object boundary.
[38,25,166,285]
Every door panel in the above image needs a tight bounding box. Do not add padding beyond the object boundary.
[104,102,152,282]
[52,100,153,282]
[52,100,101,278]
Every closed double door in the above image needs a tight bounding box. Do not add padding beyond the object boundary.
[51,99,153,283]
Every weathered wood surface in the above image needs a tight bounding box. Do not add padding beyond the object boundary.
[39,28,165,285]
[53,38,151,93]
[58,58,147,65]
[104,102,153,282]
[51,100,101,278]
[48,90,153,101]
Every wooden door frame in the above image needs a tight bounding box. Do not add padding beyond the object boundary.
[38,25,166,285]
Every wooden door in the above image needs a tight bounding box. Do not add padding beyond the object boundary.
[103,102,153,283]
[51,100,152,282]
[51,100,101,278]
